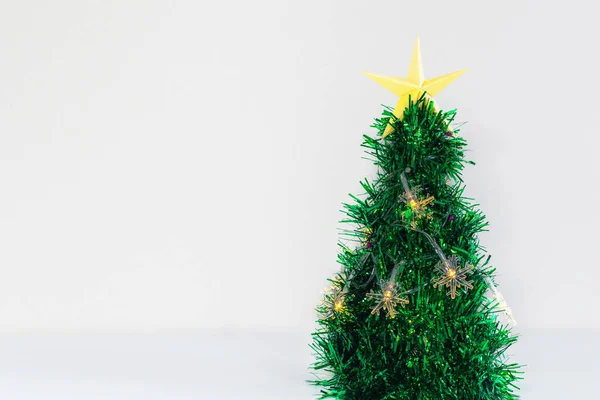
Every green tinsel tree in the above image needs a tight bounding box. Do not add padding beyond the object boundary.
[309,94,522,398]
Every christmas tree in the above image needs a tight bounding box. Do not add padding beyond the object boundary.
[310,38,522,399]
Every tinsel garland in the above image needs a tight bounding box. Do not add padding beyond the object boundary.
[310,97,522,399]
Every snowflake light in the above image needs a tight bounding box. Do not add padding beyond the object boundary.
[366,267,409,318]
[432,254,474,299]
[399,171,434,228]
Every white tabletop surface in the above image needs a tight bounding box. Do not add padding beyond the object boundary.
[0,330,596,399]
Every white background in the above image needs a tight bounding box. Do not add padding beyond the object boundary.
[0,0,598,398]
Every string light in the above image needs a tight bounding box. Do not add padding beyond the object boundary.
[415,229,474,299]
[320,273,351,319]
[484,276,517,327]
[366,263,409,318]
[432,255,474,299]
[399,170,434,228]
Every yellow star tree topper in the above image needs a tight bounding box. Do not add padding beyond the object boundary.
[364,37,467,139]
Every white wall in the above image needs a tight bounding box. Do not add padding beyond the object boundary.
[0,0,597,333]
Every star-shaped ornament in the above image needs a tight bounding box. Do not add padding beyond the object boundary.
[364,37,466,138]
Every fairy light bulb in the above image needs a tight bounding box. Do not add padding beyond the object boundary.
[483,276,517,327]
[366,264,409,319]
[334,301,344,312]
[399,171,434,228]
[320,280,349,319]
[431,255,474,299]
